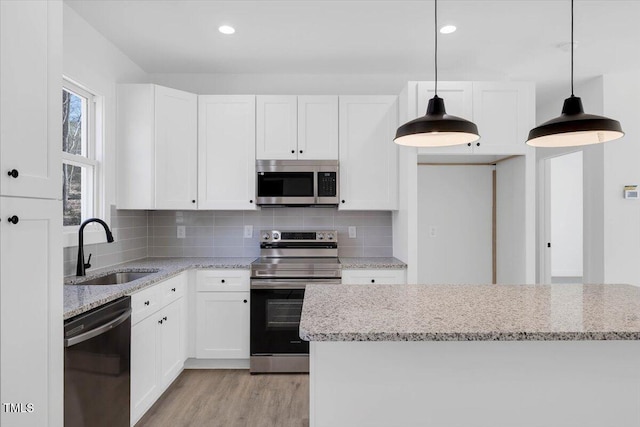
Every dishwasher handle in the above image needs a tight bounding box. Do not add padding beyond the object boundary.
[64,308,132,348]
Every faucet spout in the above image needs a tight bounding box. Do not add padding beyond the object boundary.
[76,218,115,277]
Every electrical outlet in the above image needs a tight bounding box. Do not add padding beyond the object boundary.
[244,225,253,238]
[348,226,357,238]
[177,226,186,239]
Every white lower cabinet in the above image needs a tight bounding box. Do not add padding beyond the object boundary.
[130,273,186,426]
[195,270,250,360]
[342,269,407,285]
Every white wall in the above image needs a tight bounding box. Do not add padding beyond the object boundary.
[63,4,148,243]
[549,152,583,277]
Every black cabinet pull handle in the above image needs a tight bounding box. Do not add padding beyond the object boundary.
[476,142,480,147]
[371,279,375,283]
[7,215,19,224]
[158,319,163,324]
[7,169,18,178]
[144,301,150,306]
[163,316,167,321]
[221,279,225,283]
[171,288,176,292]
[243,299,248,303]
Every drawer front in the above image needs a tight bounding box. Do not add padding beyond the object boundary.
[342,269,407,285]
[131,285,161,325]
[196,270,250,292]
[159,273,186,306]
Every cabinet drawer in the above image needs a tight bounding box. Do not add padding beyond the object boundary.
[159,273,186,306]
[131,286,161,325]
[342,269,407,285]
[196,270,250,292]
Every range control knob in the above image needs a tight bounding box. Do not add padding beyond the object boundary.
[326,233,334,240]
[272,231,281,240]
[317,233,324,240]
[262,232,271,240]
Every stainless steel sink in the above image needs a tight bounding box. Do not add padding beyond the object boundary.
[73,270,159,286]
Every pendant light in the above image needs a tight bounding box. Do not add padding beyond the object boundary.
[394,0,480,147]
[526,0,623,147]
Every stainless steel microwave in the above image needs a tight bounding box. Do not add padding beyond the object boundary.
[255,160,339,206]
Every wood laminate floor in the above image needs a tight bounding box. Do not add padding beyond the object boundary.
[136,370,309,427]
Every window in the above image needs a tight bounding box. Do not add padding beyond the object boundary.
[62,80,98,227]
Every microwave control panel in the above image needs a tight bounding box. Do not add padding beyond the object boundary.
[317,172,337,197]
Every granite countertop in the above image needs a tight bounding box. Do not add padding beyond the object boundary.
[338,257,406,269]
[300,283,640,342]
[64,257,255,319]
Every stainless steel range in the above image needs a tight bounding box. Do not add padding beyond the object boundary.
[250,230,341,374]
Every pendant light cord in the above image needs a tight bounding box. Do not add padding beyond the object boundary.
[434,0,438,95]
[571,0,574,96]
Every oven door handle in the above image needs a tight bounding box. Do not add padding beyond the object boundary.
[250,279,341,289]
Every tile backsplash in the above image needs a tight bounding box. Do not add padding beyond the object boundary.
[64,207,393,276]
[148,208,393,258]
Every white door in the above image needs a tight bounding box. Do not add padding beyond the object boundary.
[198,95,256,210]
[472,82,532,155]
[154,85,198,209]
[0,0,61,199]
[256,96,297,160]
[417,165,493,284]
[0,197,62,427]
[159,300,183,388]
[131,314,160,425]
[417,82,474,155]
[298,96,339,160]
[196,292,250,359]
[339,96,398,210]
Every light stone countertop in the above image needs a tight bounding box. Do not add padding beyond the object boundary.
[64,257,255,319]
[339,257,406,269]
[300,283,640,341]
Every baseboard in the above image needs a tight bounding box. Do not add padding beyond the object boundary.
[184,358,250,370]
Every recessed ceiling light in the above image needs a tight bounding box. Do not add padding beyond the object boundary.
[439,25,457,34]
[218,25,235,35]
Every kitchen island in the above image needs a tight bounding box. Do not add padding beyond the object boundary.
[300,284,640,427]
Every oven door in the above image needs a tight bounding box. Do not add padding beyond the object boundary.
[256,171,316,205]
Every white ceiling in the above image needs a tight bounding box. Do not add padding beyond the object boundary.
[66,0,640,103]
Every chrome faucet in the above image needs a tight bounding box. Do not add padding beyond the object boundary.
[76,218,114,276]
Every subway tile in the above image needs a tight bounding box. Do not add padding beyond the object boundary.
[183,246,215,257]
[363,235,392,247]
[274,216,303,227]
[212,237,244,248]
[150,226,178,237]
[185,226,214,238]
[362,246,393,257]
[182,236,214,247]
[302,217,334,228]
[338,246,364,257]
[242,247,260,258]
[361,226,393,237]
[214,215,245,227]
[214,247,244,257]
[213,226,243,238]
[303,208,335,217]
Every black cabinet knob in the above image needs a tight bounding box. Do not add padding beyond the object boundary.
[467,143,471,147]
[192,200,196,203]
[371,279,375,283]
[144,301,150,306]
[7,215,19,224]
[249,200,253,204]
[171,288,176,292]
[476,142,480,147]
[221,279,225,283]
[299,150,303,154]
[7,169,18,178]
[243,299,248,303]
[341,200,345,204]
[291,150,295,154]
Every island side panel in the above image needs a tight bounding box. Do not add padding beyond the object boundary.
[309,341,640,427]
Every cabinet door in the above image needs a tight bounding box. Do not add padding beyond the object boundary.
[198,95,256,210]
[155,85,198,209]
[342,269,407,285]
[1,197,62,427]
[159,300,183,388]
[256,96,297,160]
[416,81,474,155]
[472,82,533,155]
[298,96,339,160]
[196,292,250,359]
[339,96,398,210]
[131,314,160,425]
[0,0,61,199]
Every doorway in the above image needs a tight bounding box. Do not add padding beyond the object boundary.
[543,151,584,284]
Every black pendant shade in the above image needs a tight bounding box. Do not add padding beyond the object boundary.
[394,96,480,147]
[526,95,624,147]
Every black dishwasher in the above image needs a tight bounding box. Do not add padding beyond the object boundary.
[64,296,131,427]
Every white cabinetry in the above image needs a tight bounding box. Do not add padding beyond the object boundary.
[195,270,250,359]
[131,273,186,426]
[257,95,339,160]
[342,269,407,285]
[339,96,398,210]
[0,2,62,426]
[198,95,256,210]
[117,84,198,210]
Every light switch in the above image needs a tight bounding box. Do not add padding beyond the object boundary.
[348,226,357,238]
[177,226,186,239]
[244,225,253,238]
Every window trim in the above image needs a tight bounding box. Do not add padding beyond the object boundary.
[62,77,107,248]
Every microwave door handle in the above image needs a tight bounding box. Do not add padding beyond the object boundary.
[313,169,318,203]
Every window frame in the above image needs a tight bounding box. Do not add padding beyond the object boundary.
[62,77,107,248]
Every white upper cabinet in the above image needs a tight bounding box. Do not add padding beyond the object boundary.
[198,95,256,210]
[117,84,198,210]
[256,96,298,160]
[472,82,533,154]
[417,82,474,155]
[297,96,339,160]
[0,0,61,200]
[339,96,398,210]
